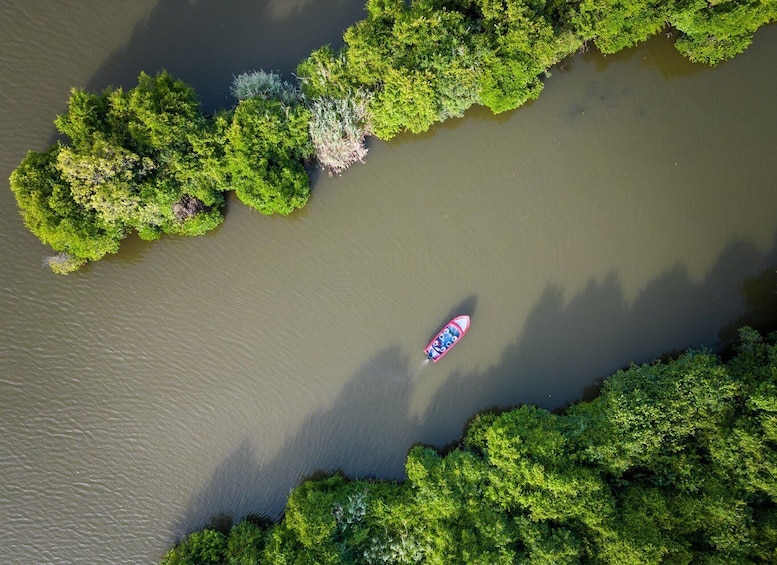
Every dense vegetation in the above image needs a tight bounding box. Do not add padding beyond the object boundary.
[9,71,309,273]
[161,327,777,563]
[296,0,777,134]
[9,0,776,272]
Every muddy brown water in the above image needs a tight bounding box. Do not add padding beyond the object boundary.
[1,2,776,562]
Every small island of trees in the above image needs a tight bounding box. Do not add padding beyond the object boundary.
[9,0,777,273]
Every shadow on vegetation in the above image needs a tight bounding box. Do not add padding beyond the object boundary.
[171,230,777,541]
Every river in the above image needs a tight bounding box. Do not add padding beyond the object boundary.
[1,2,776,563]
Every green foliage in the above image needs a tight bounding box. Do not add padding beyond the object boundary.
[476,50,547,114]
[161,529,227,565]
[9,146,124,263]
[296,0,775,135]
[567,0,777,63]
[474,0,582,113]
[13,0,777,270]
[343,6,441,136]
[607,485,693,563]
[224,98,312,215]
[299,0,485,139]
[224,520,268,565]
[297,46,356,100]
[482,406,614,530]
[231,70,302,105]
[570,0,670,54]
[263,474,368,564]
[56,138,162,228]
[370,68,439,138]
[169,109,230,218]
[9,71,225,272]
[163,328,777,564]
[161,520,270,565]
[566,349,739,478]
[669,0,777,65]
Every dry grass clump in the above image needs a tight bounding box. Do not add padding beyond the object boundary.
[45,253,86,274]
[172,194,207,221]
[309,93,371,175]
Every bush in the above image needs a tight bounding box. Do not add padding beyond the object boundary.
[669,0,777,65]
[224,98,313,215]
[225,520,269,564]
[161,529,227,565]
[231,70,302,105]
[45,253,87,275]
[9,71,225,273]
[9,147,124,268]
[308,93,371,175]
[162,328,777,563]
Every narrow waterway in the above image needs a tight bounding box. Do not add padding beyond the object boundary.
[1,2,776,563]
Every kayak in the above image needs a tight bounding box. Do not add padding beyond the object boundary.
[424,315,470,362]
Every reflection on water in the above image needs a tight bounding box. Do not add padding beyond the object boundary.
[1,3,777,564]
[266,0,353,21]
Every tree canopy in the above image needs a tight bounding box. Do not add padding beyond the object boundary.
[296,0,777,138]
[10,72,226,272]
[10,71,315,272]
[10,0,777,271]
[162,327,777,564]
[224,97,312,215]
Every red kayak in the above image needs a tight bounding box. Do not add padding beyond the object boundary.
[424,315,470,362]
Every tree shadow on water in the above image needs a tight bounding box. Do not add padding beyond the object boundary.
[171,232,777,540]
[172,345,426,538]
[426,234,777,430]
[82,0,368,112]
[580,32,708,81]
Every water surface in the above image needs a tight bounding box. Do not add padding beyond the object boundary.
[1,3,776,563]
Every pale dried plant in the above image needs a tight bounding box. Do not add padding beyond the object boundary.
[231,70,302,105]
[308,92,371,175]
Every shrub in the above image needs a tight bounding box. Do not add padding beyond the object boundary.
[231,70,302,105]
[9,147,124,269]
[45,253,87,275]
[224,98,313,215]
[308,93,371,175]
[161,529,227,565]
[9,71,225,272]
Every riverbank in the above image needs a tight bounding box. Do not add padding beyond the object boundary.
[10,1,776,273]
[162,325,777,564]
